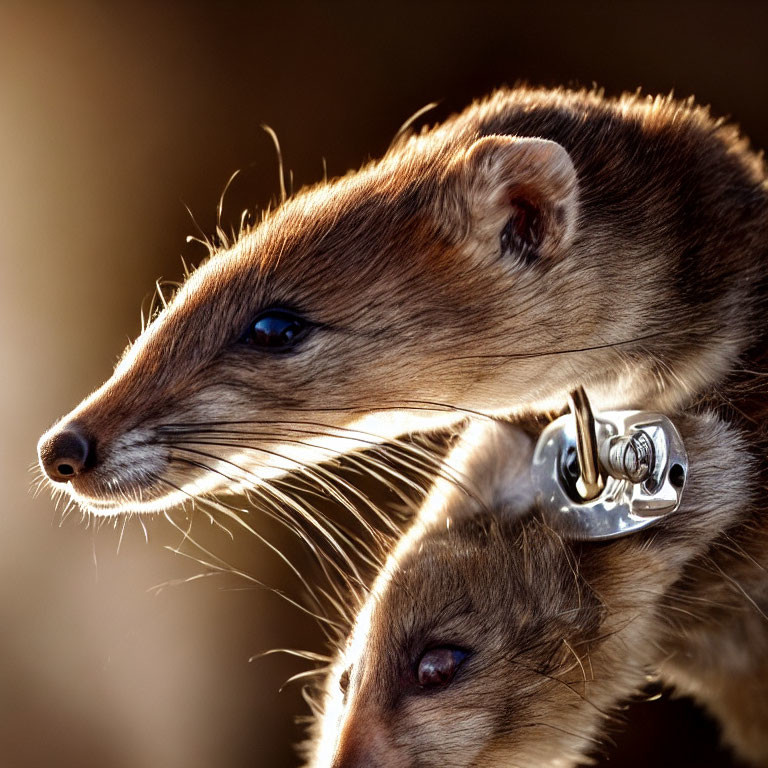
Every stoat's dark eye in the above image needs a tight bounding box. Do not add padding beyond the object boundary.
[417,647,469,689]
[240,309,311,351]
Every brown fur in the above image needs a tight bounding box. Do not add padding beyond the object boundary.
[37,86,768,515]
[308,415,768,767]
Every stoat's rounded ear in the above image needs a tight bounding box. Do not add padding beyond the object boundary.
[457,135,578,261]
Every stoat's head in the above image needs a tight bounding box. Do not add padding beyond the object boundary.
[37,91,741,515]
[309,513,612,768]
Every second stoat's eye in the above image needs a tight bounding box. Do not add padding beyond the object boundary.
[417,647,469,689]
[240,309,311,351]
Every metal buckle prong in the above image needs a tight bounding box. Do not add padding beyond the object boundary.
[531,388,688,540]
[567,387,603,500]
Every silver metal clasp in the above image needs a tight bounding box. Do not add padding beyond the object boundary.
[531,387,688,540]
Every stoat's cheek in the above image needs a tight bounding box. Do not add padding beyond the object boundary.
[397,707,494,768]
[482,738,586,768]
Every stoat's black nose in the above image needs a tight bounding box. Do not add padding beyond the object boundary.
[39,423,95,482]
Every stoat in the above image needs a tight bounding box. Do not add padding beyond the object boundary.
[36,87,767,516]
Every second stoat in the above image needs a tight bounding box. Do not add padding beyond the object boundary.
[307,416,768,767]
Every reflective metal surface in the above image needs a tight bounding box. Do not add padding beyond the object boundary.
[532,408,688,540]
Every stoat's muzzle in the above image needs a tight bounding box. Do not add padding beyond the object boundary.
[37,410,178,514]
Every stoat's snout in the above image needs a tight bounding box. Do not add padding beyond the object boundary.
[38,422,94,482]
[37,417,176,514]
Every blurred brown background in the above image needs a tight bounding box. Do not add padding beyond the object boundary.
[2,1,766,766]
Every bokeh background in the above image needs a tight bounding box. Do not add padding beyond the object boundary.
[2,1,767,766]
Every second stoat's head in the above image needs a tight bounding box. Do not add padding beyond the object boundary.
[308,413,753,768]
[310,512,618,768]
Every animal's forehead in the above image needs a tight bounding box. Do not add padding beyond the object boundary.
[110,148,460,398]
[363,517,572,655]
[368,531,502,647]
[188,167,442,295]
[132,180,403,336]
